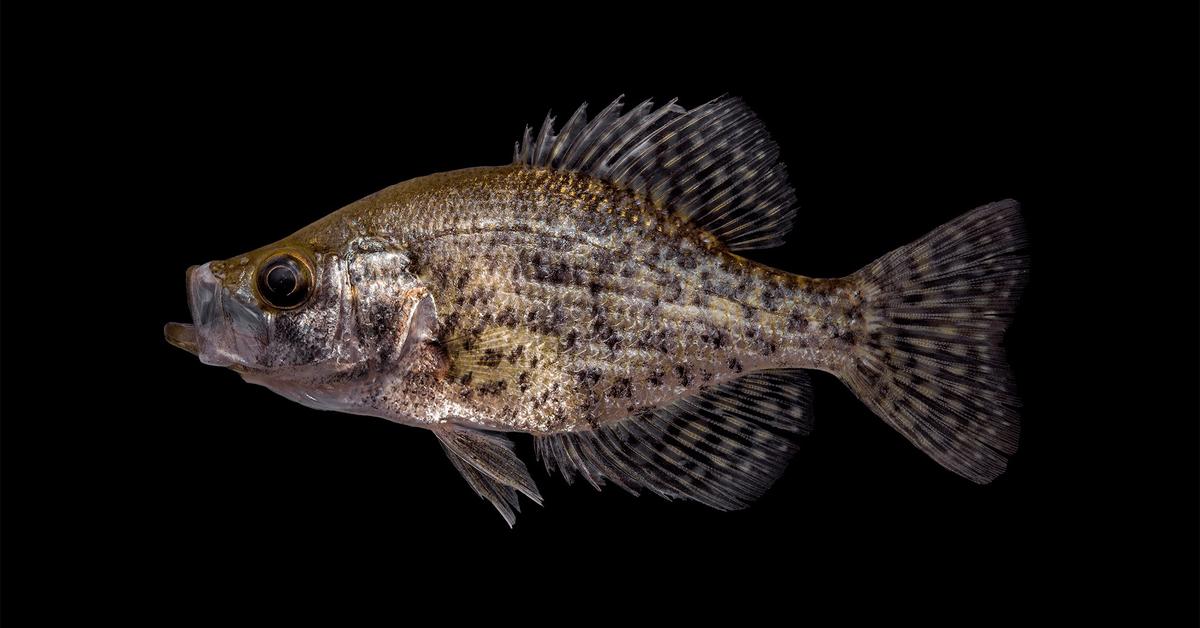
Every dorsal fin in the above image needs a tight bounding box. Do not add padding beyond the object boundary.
[513,96,799,251]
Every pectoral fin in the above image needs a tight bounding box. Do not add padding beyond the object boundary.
[433,424,542,527]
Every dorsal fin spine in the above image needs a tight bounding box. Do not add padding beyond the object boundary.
[514,95,798,251]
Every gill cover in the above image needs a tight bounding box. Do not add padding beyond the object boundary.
[169,236,439,408]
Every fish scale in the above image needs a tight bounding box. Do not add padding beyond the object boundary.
[166,96,1027,525]
[355,166,850,434]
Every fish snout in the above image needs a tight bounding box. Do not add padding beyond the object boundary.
[165,262,269,368]
[165,265,202,355]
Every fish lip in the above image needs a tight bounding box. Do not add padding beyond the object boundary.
[166,265,201,356]
[172,262,269,369]
[164,322,199,355]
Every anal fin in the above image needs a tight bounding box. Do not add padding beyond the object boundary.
[433,424,543,527]
[535,370,814,510]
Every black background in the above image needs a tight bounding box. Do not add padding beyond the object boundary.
[4,6,1197,623]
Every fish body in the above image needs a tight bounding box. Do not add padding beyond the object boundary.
[167,97,1027,524]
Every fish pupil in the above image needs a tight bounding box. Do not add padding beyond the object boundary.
[256,255,309,308]
[267,265,297,296]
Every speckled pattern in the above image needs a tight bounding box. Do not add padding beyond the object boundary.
[168,97,1027,523]
[291,166,857,433]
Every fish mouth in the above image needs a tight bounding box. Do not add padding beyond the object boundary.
[165,265,201,356]
[164,321,199,355]
[165,263,268,368]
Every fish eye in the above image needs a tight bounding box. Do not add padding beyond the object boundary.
[255,253,312,309]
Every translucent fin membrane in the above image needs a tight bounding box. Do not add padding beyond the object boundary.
[514,96,799,251]
[844,200,1029,483]
[535,370,813,510]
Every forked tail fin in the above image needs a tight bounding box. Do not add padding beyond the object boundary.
[843,200,1029,483]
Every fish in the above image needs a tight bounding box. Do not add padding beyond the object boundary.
[165,96,1028,525]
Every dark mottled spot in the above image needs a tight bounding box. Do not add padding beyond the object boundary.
[479,348,503,368]
[549,304,567,331]
[548,262,570,285]
[507,344,525,364]
[470,312,493,337]
[478,379,508,396]
[666,282,684,302]
[596,254,617,277]
[517,371,531,393]
[590,311,610,335]
[675,365,692,387]
[727,358,743,373]
[589,281,603,296]
[575,368,602,387]
[563,330,578,350]
[459,372,473,386]
[607,377,632,399]
[496,306,518,328]
[761,289,777,311]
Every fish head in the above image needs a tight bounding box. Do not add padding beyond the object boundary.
[165,234,437,412]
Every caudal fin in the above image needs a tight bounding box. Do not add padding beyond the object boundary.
[843,200,1029,483]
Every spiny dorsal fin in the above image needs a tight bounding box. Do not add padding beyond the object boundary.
[513,96,799,251]
[534,370,813,510]
[433,424,543,527]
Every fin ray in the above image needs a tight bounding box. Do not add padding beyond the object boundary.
[842,200,1028,483]
[513,96,798,251]
[434,425,542,527]
[534,370,813,510]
